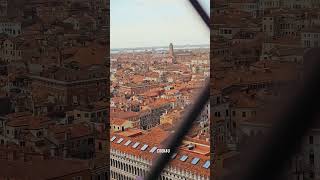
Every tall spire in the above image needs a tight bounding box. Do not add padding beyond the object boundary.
[169,43,177,64]
[169,43,174,56]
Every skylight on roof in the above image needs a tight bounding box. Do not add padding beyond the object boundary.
[171,153,177,159]
[124,140,131,146]
[110,136,116,142]
[149,146,157,153]
[116,138,124,144]
[140,144,149,151]
[203,160,210,169]
[132,142,140,148]
[180,155,188,162]
[191,157,200,165]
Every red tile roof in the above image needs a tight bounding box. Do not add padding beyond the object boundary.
[110,127,210,177]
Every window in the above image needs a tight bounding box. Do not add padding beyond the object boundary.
[85,113,89,118]
[98,142,102,150]
[88,138,94,145]
[309,136,314,144]
[20,141,25,147]
[96,175,101,180]
[310,151,314,165]
[232,111,236,116]
[36,131,42,137]
[72,96,78,103]
[72,176,82,180]
[242,112,246,118]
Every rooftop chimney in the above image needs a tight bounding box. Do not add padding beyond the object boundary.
[187,143,196,150]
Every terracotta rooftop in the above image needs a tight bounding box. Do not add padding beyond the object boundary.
[0,159,90,179]
[110,127,210,177]
[110,118,128,126]
[48,123,93,142]
[110,111,140,120]
[64,46,107,67]
[6,115,53,130]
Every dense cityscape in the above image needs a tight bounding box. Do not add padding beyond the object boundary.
[110,44,210,180]
[0,0,319,179]
[0,0,109,179]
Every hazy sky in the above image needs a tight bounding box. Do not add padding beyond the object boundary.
[111,0,210,49]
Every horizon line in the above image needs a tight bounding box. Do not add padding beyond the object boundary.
[111,43,210,50]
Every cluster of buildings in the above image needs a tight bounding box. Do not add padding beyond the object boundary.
[211,0,320,179]
[0,0,109,179]
[2,0,319,179]
[110,44,210,179]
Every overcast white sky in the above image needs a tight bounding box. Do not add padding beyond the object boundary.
[111,0,210,49]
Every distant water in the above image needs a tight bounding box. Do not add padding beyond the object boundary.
[111,44,209,54]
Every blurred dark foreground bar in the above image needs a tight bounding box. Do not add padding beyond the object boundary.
[218,48,320,180]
